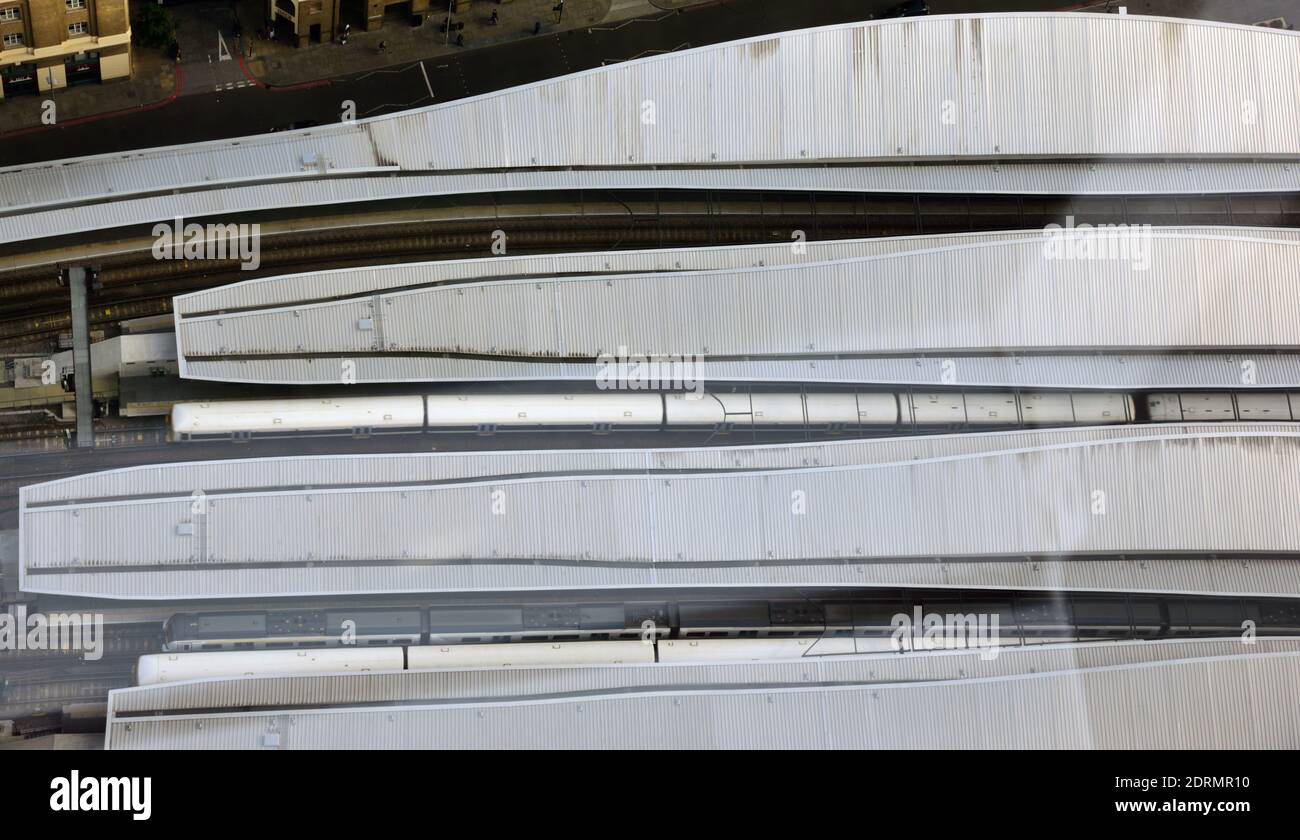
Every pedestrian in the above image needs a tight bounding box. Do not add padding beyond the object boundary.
[489,10,498,25]
[533,20,541,35]
[456,32,464,46]
[378,39,388,53]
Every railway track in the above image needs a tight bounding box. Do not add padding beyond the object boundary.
[4,189,1299,343]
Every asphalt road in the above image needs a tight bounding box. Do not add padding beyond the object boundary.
[0,0,1098,167]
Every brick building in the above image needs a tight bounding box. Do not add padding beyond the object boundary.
[0,0,131,98]
[269,0,461,47]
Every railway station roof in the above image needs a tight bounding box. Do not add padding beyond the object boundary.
[20,424,1300,600]
[173,228,1300,387]
[6,163,1300,245]
[104,638,1300,748]
[3,13,1299,242]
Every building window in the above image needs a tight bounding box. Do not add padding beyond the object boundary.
[68,21,88,35]
[2,32,22,48]
[65,0,87,8]
[0,7,21,21]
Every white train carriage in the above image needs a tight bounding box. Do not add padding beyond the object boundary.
[171,396,425,436]
[135,647,405,685]
[424,393,663,429]
[1168,392,1236,421]
[658,637,858,662]
[963,393,1020,425]
[664,392,901,427]
[1236,392,1293,419]
[904,392,969,425]
[407,640,653,670]
[1018,392,1077,425]
[662,392,753,426]
[1069,392,1134,424]
[1146,391,1300,423]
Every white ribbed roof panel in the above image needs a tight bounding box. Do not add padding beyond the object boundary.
[174,232,1300,364]
[175,230,1072,315]
[6,162,1300,245]
[0,128,382,213]
[177,351,1300,389]
[2,12,1299,229]
[103,637,1300,717]
[20,427,1300,599]
[105,647,1300,749]
[13,422,1261,504]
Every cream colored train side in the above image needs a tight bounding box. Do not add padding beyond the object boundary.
[1144,392,1300,422]
[138,635,1076,686]
[170,390,1139,437]
[136,642,654,685]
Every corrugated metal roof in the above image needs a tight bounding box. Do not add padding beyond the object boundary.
[176,227,1300,316]
[173,231,1300,369]
[18,421,1269,504]
[0,130,382,214]
[175,229,1093,315]
[5,161,1300,245]
[177,351,1300,389]
[105,637,1299,715]
[21,426,1300,599]
[3,13,1299,241]
[104,644,1300,748]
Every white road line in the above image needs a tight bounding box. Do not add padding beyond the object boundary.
[418,60,435,101]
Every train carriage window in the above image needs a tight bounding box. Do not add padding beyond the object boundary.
[578,605,626,630]
[679,601,770,633]
[523,606,583,631]
[428,607,525,635]
[326,610,423,638]
[197,614,268,638]
[769,601,827,628]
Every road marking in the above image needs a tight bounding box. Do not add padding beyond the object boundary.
[418,60,435,101]
[590,10,674,32]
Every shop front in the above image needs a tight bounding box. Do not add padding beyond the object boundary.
[64,52,100,86]
[0,62,37,97]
